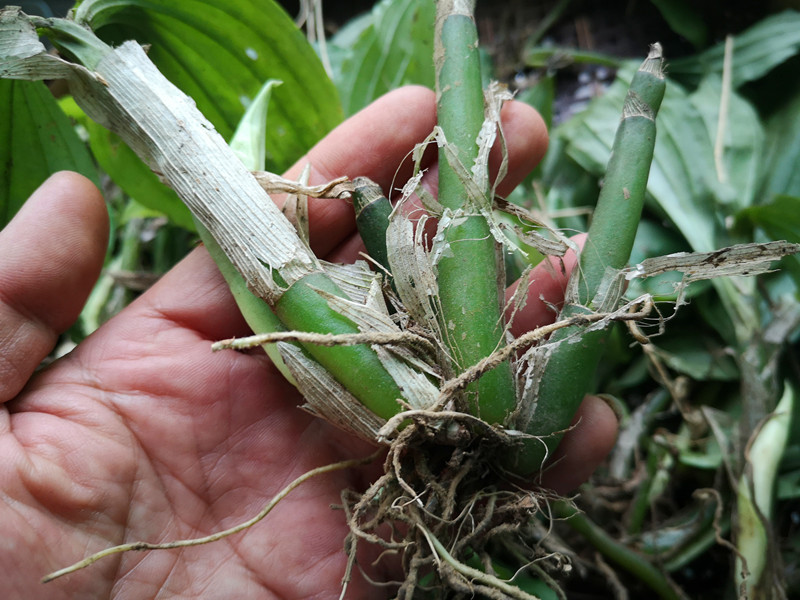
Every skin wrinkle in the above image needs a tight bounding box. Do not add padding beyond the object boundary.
[104,350,349,597]
[14,417,120,512]
[0,331,33,401]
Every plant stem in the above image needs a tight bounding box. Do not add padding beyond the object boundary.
[274,272,409,420]
[195,218,296,385]
[352,177,394,285]
[509,45,666,475]
[434,0,516,424]
[554,501,684,600]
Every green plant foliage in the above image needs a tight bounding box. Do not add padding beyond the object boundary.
[760,88,800,201]
[741,195,800,246]
[670,10,800,88]
[329,0,435,116]
[740,195,800,286]
[649,0,707,49]
[73,0,342,174]
[229,79,282,171]
[0,79,97,227]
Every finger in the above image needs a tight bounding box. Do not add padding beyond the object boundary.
[279,86,439,258]
[540,395,619,494]
[506,234,586,338]
[0,172,108,402]
[494,99,549,192]
[326,95,549,264]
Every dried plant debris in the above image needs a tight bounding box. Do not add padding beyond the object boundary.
[626,240,800,302]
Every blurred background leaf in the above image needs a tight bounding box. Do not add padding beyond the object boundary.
[670,10,800,88]
[0,79,98,227]
[74,0,342,177]
[328,0,435,116]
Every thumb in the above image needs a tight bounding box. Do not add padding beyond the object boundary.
[0,171,108,402]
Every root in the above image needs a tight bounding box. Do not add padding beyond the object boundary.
[42,450,382,583]
[343,410,571,599]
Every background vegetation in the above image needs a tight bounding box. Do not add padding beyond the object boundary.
[2,1,799,598]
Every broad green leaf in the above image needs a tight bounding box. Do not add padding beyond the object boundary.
[324,11,372,86]
[653,334,739,381]
[74,0,342,173]
[760,88,800,201]
[670,10,800,88]
[0,79,97,227]
[741,195,800,245]
[331,0,435,116]
[646,77,723,253]
[739,195,800,287]
[689,74,764,212]
[649,0,707,49]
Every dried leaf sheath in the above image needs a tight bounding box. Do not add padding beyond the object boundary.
[0,9,415,421]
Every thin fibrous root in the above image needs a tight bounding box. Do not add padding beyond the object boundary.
[212,329,437,357]
[42,450,382,583]
[418,522,543,600]
[437,296,654,404]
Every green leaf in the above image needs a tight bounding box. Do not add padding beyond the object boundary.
[739,195,800,287]
[688,74,764,213]
[760,88,800,201]
[670,10,800,88]
[653,335,739,381]
[0,79,98,227]
[229,79,282,171]
[649,0,707,49]
[741,195,800,244]
[74,0,342,173]
[331,0,435,116]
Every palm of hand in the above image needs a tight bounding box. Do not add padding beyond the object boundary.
[0,87,615,599]
[4,245,381,598]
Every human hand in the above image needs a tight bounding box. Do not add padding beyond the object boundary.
[0,86,617,598]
